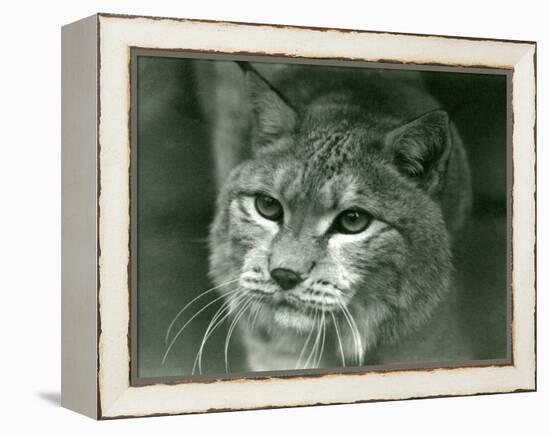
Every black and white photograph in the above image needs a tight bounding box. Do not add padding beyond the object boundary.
[134,55,510,380]
[57,13,536,420]
[0,3,536,429]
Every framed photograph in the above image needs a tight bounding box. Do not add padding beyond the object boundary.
[61,13,536,419]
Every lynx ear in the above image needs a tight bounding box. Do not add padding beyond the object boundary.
[245,70,297,145]
[385,110,452,191]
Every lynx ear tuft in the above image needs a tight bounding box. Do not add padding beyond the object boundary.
[245,70,297,146]
[385,110,453,191]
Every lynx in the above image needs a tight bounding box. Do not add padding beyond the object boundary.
[198,61,472,372]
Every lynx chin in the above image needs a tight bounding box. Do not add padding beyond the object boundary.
[203,62,472,372]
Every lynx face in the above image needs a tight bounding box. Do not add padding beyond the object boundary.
[208,66,470,366]
[218,147,448,327]
[228,155,410,331]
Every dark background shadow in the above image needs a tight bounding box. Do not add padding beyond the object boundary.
[136,56,508,378]
[37,391,61,407]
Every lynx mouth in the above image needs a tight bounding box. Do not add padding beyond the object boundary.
[244,287,345,330]
[269,295,341,330]
[272,303,316,330]
[262,290,339,311]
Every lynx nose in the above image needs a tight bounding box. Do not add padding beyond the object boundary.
[270,268,303,290]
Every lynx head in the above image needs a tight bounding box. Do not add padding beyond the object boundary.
[209,67,471,356]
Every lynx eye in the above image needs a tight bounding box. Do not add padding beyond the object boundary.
[334,209,372,234]
[254,194,283,221]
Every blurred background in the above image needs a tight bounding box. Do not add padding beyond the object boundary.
[136,55,508,380]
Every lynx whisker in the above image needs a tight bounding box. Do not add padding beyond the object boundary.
[192,291,246,375]
[330,311,346,367]
[345,307,364,365]
[339,301,364,365]
[304,310,324,369]
[162,287,240,365]
[314,312,327,368]
[244,298,258,328]
[224,295,256,373]
[248,298,265,329]
[164,277,240,345]
[296,308,318,369]
[336,302,358,364]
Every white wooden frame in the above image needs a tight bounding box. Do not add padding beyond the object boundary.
[61,13,536,419]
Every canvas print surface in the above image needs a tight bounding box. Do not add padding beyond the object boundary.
[134,54,509,381]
